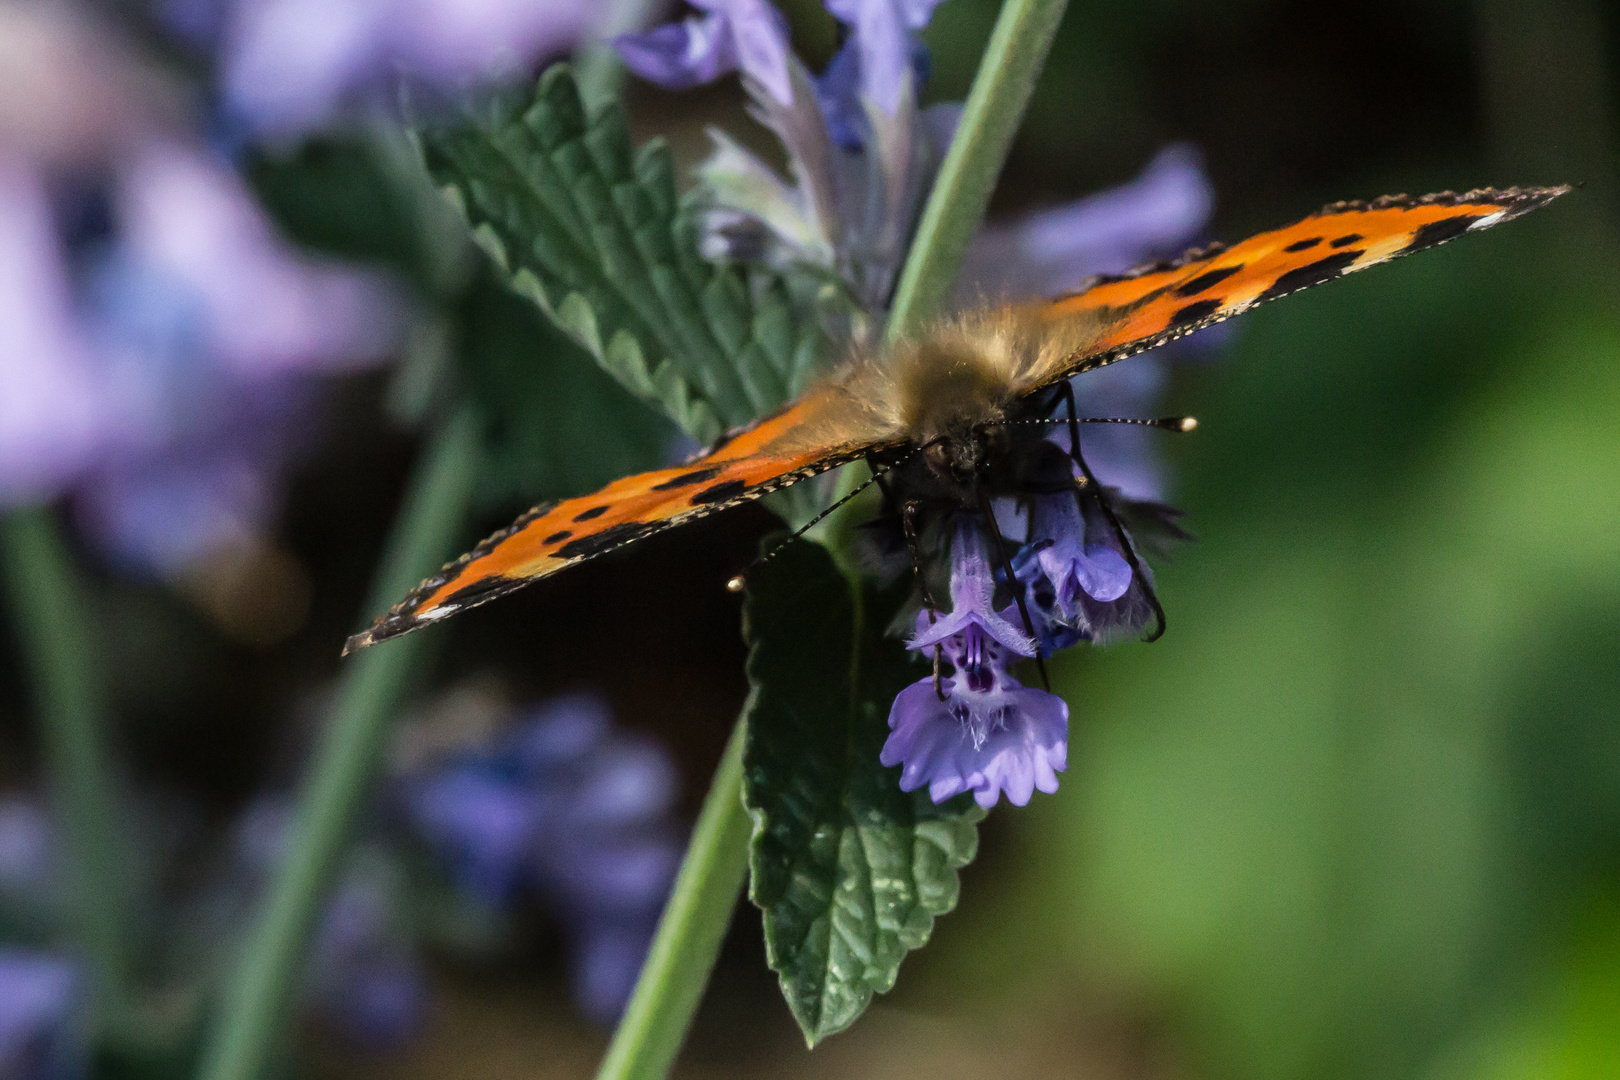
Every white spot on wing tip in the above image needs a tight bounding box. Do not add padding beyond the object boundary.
[1469,211,1506,230]
[418,605,458,622]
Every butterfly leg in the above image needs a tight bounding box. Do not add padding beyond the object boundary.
[1056,379,1168,643]
[901,499,950,702]
[974,488,1052,692]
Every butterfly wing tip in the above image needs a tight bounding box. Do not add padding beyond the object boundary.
[340,630,374,656]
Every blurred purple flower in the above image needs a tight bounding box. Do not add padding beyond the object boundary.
[0,950,86,1080]
[227,797,429,1051]
[306,871,429,1051]
[0,126,398,580]
[398,691,682,1022]
[617,0,793,105]
[217,0,600,138]
[820,0,944,119]
[960,143,1216,302]
[881,528,1069,809]
[407,767,544,905]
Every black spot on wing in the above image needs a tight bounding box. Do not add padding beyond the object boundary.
[1404,214,1475,253]
[1256,250,1363,302]
[1169,298,1224,328]
[555,520,660,560]
[1173,264,1243,297]
[1330,233,1364,248]
[651,466,724,490]
[690,479,749,505]
[544,530,571,544]
[1284,237,1322,252]
[572,505,609,522]
[443,573,526,609]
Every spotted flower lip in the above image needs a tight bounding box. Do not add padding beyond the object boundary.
[880,526,1070,809]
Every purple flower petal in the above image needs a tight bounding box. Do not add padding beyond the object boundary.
[881,675,1068,809]
[618,0,793,106]
[961,143,1216,301]
[407,769,544,904]
[0,950,86,1080]
[909,527,1035,657]
[115,144,397,378]
[223,0,595,137]
[0,164,110,505]
[616,15,736,90]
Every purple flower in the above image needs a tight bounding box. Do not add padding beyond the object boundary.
[398,691,683,1022]
[617,0,794,106]
[880,528,1070,809]
[306,870,429,1051]
[0,950,87,1080]
[218,0,599,137]
[820,0,945,121]
[1013,493,1142,651]
[0,128,399,586]
[960,144,1216,301]
[406,768,544,905]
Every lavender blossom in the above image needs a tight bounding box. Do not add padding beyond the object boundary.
[0,951,87,1080]
[617,0,794,106]
[217,0,600,138]
[0,10,399,584]
[1013,493,1152,651]
[399,692,682,1022]
[880,528,1070,809]
[620,0,954,308]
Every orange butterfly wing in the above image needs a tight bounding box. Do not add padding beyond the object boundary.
[1024,186,1571,390]
[344,395,886,652]
[349,186,1570,653]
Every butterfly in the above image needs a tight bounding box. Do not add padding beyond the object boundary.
[344,185,1569,655]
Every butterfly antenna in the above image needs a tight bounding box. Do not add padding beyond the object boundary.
[1057,382,1168,643]
[726,450,917,593]
[975,488,1051,692]
[999,416,1198,432]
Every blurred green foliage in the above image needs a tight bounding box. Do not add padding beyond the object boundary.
[959,221,1620,1080]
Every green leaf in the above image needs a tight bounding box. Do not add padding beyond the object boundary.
[414,65,828,445]
[741,539,984,1045]
[455,271,673,512]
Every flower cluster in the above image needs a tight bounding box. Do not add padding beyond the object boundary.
[0,3,399,639]
[618,0,957,312]
[399,692,684,1023]
[621,1,1218,811]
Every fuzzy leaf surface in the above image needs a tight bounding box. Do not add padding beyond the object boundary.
[741,539,984,1045]
[414,65,828,445]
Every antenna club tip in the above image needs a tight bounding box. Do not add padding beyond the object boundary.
[725,574,746,593]
[1178,416,1198,432]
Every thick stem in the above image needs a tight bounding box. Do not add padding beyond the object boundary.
[0,508,128,1006]
[595,717,752,1080]
[595,1,1073,1075]
[885,0,1071,342]
[195,407,481,1080]
[821,0,1071,530]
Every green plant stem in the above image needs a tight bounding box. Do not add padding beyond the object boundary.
[0,508,128,1006]
[596,716,752,1080]
[196,406,481,1080]
[595,1,1072,1075]
[821,0,1071,528]
[886,0,1070,342]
